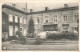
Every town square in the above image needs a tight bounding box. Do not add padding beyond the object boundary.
[2,2,79,51]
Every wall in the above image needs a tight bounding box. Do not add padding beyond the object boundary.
[2,7,27,37]
[26,9,79,34]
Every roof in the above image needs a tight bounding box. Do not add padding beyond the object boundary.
[2,4,27,15]
[2,4,78,15]
[27,6,78,15]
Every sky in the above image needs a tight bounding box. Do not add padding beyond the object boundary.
[3,2,78,12]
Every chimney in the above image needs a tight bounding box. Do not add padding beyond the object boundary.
[25,3,28,12]
[45,7,49,11]
[12,4,15,7]
[64,4,68,8]
[30,9,33,12]
[22,8,26,12]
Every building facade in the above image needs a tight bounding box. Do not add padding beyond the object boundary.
[2,4,79,40]
[2,4,27,40]
[26,5,79,34]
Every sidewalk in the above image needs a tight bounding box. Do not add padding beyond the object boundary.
[2,40,78,50]
[42,40,78,45]
[43,40,78,43]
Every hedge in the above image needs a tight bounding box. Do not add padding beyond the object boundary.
[46,32,78,40]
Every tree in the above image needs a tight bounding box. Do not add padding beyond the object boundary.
[28,17,35,34]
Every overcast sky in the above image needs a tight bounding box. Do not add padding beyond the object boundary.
[4,2,78,12]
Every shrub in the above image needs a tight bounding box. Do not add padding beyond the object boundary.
[8,36,19,41]
[20,37,27,44]
[27,38,36,45]
[27,33,36,38]
[35,36,42,45]
[46,32,78,40]
[2,38,5,42]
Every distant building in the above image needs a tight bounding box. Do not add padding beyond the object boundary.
[2,4,79,40]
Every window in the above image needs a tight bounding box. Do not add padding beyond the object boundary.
[37,17,39,23]
[62,24,69,30]
[34,18,38,24]
[43,24,58,31]
[9,14,13,22]
[45,16,48,23]
[46,20,48,23]
[20,16,23,23]
[14,26,18,35]
[64,16,66,21]
[75,27,78,32]
[74,14,78,23]
[64,15,67,21]
[54,15,57,22]
[9,25,13,36]
[20,27,22,31]
[24,18,26,24]
[15,16,18,23]
[23,29,26,36]
[15,26,18,32]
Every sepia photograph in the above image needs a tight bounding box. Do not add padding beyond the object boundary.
[2,1,79,51]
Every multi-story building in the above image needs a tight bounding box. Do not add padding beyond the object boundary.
[2,4,79,40]
[2,4,27,40]
[26,4,79,34]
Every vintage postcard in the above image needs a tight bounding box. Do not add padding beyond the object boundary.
[1,0,79,52]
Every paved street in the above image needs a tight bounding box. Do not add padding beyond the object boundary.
[2,41,79,51]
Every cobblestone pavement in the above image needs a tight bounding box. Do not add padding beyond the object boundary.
[2,41,79,51]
